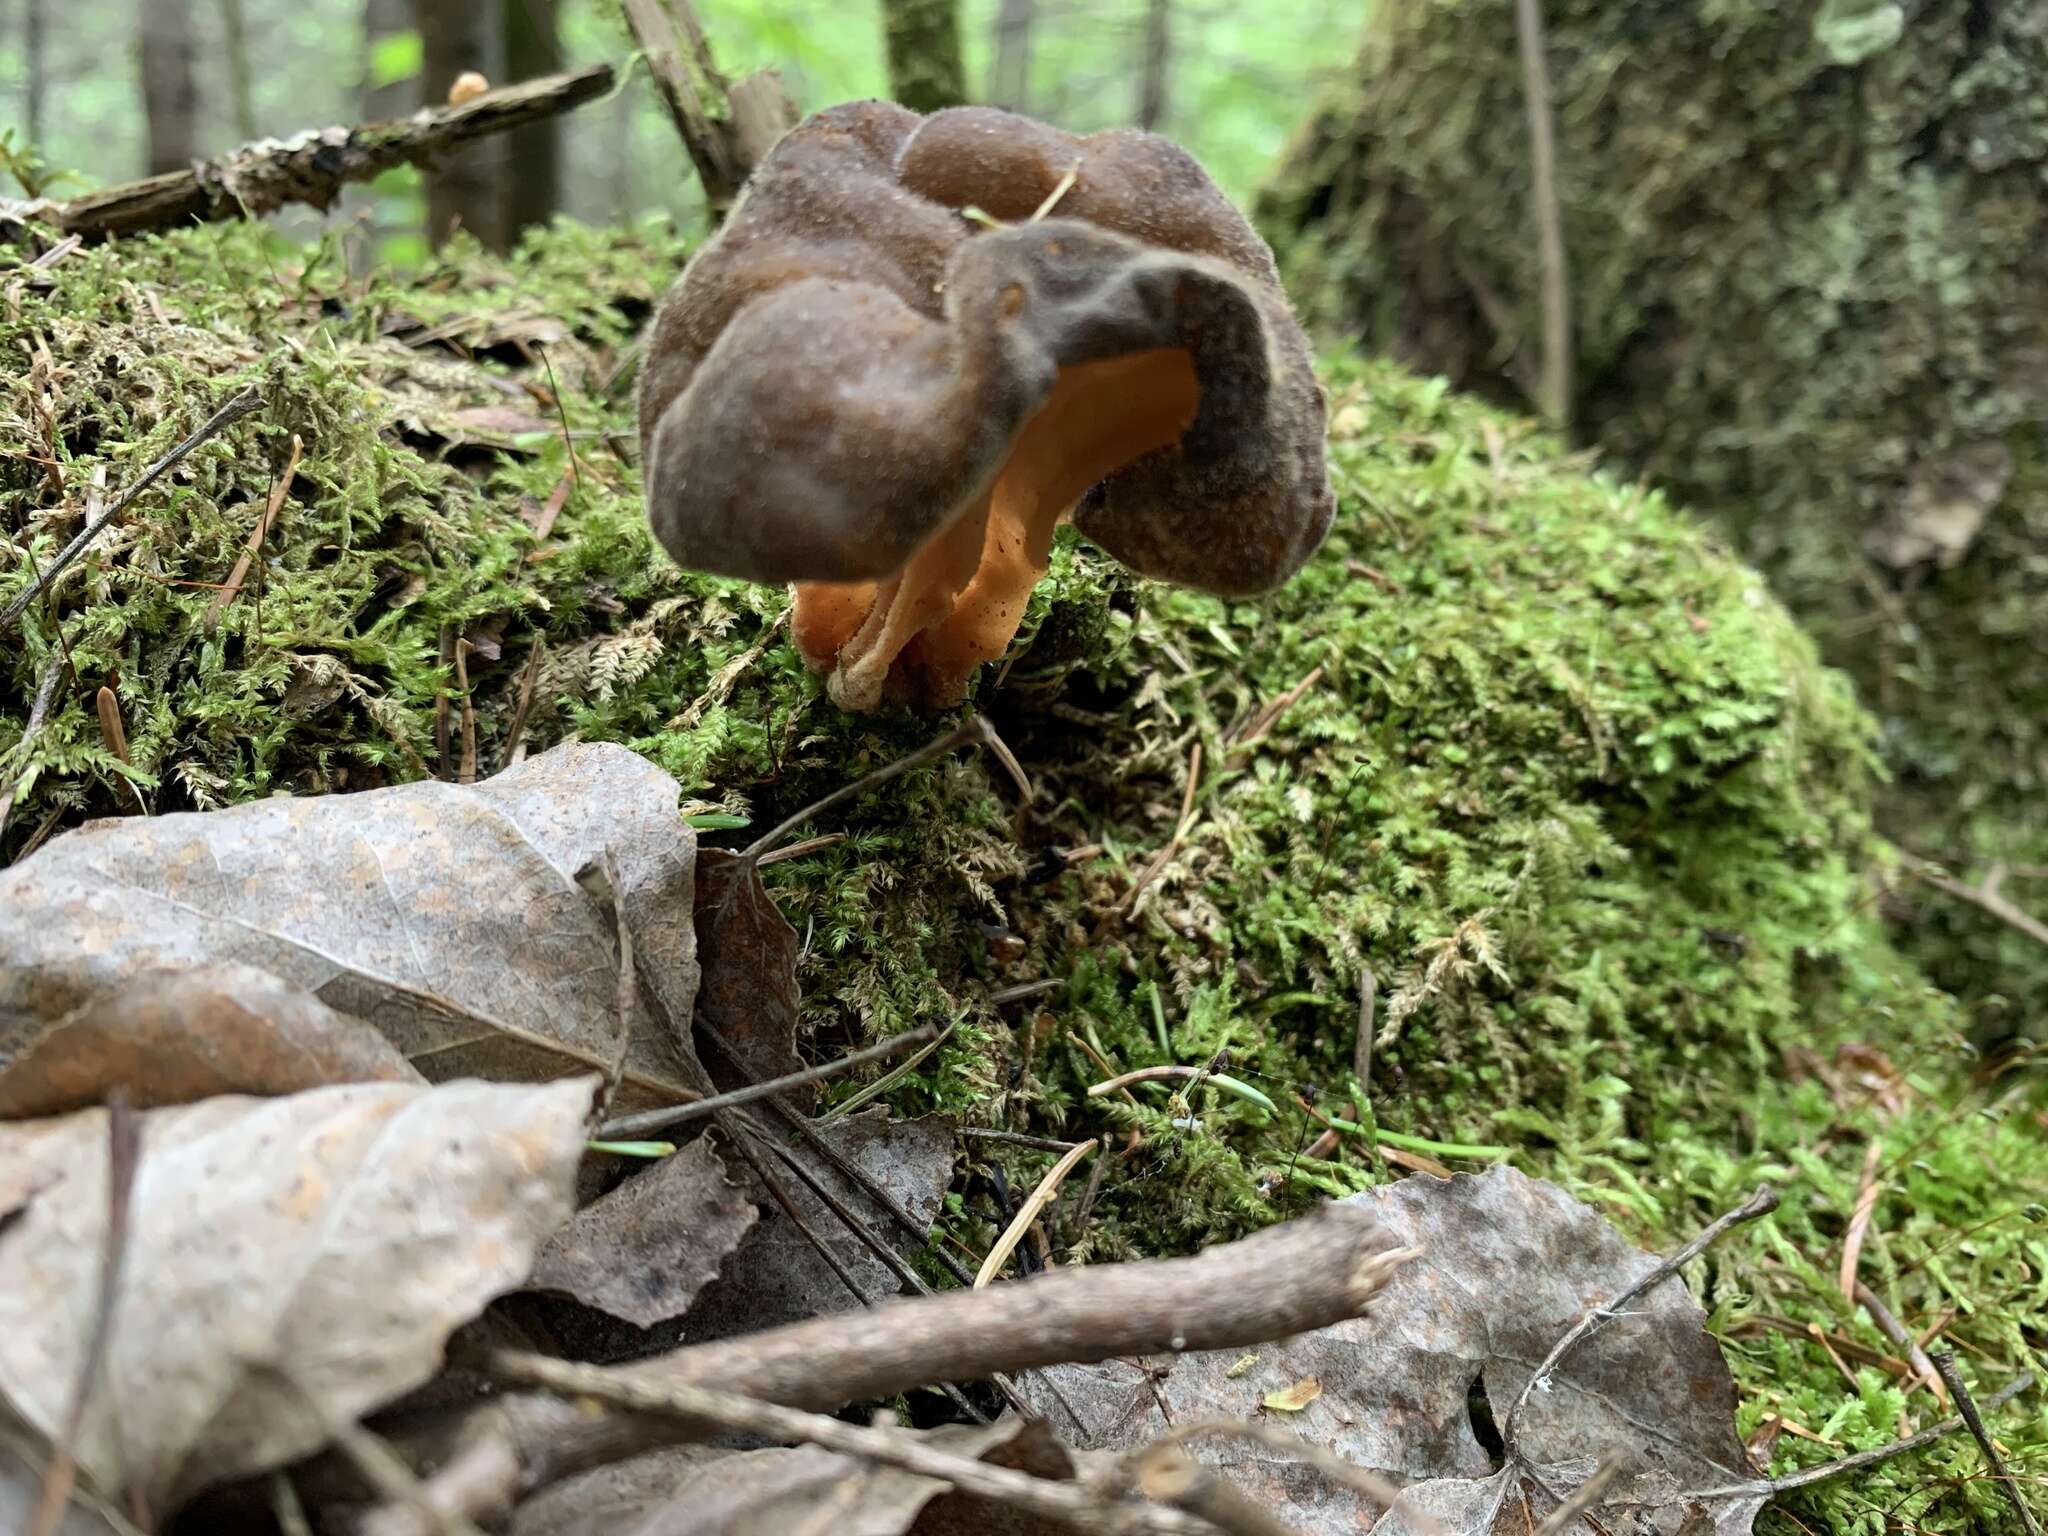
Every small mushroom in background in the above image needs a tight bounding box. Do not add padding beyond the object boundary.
[446,71,490,108]
[637,102,1336,712]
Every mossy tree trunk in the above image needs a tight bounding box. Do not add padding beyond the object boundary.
[1259,0,2048,1035]
[882,0,968,115]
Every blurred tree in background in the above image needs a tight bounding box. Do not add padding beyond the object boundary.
[140,0,200,172]
[882,0,966,113]
[1262,0,2048,1042]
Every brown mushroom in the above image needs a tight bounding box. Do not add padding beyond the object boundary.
[637,102,1334,711]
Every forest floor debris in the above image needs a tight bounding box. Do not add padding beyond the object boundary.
[0,215,2043,1531]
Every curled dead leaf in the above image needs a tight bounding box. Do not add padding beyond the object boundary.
[527,1134,759,1329]
[0,743,705,1114]
[0,963,421,1119]
[0,1077,591,1512]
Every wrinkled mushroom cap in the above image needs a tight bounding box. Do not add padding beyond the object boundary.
[638,102,1334,710]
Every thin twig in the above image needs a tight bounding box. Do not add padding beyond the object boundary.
[1837,1138,1883,1302]
[2,385,263,634]
[962,1128,1084,1153]
[741,714,1027,864]
[1689,1371,2035,1500]
[0,648,67,848]
[482,1350,1222,1536]
[500,636,545,770]
[1511,0,1572,430]
[741,1122,992,1425]
[1353,967,1376,1095]
[1125,742,1202,915]
[975,1138,1096,1287]
[205,432,301,632]
[29,1092,139,1536]
[1914,862,2048,952]
[454,639,477,785]
[719,1115,879,1316]
[754,830,844,867]
[1929,1351,2043,1536]
[591,851,637,1127]
[597,1023,943,1139]
[987,977,1064,1006]
[1505,1184,1778,1440]
[1852,1281,1947,1408]
[1531,1453,1621,1536]
[1230,666,1325,747]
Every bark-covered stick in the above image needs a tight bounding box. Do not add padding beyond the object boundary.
[371,1202,1412,1536]
[3,68,613,243]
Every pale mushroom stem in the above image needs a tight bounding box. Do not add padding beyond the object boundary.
[792,348,1200,711]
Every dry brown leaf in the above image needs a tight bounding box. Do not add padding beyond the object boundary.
[679,1110,957,1343]
[0,1077,590,1513]
[527,1134,759,1328]
[0,963,422,1119]
[0,743,705,1114]
[510,1419,1076,1536]
[692,850,805,1089]
[1022,1166,1762,1535]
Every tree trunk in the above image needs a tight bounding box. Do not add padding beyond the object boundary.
[1136,0,1169,130]
[501,0,563,238]
[139,0,200,174]
[415,0,508,249]
[216,0,258,141]
[1261,0,2048,1028]
[361,0,414,118]
[24,0,46,148]
[990,0,1033,112]
[882,0,967,115]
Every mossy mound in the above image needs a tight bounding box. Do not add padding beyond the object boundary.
[1257,0,2048,1042]
[2,219,2042,1530]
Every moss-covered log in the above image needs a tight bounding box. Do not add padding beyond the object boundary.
[1259,0,2048,1037]
[1,219,2042,1529]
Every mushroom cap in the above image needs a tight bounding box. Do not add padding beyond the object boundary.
[638,101,1334,599]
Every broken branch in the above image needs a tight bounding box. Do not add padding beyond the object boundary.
[372,1202,1412,1534]
[3,69,614,243]
[482,1352,1223,1536]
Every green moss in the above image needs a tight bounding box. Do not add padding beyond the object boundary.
[3,219,2042,1529]
[1258,0,2048,1042]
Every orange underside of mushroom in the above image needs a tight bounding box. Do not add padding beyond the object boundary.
[791,349,1201,711]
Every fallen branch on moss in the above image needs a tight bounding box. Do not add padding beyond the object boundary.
[362,1203,1412,1534]
[0,67,613,244]
[468,1353,1231,1536]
